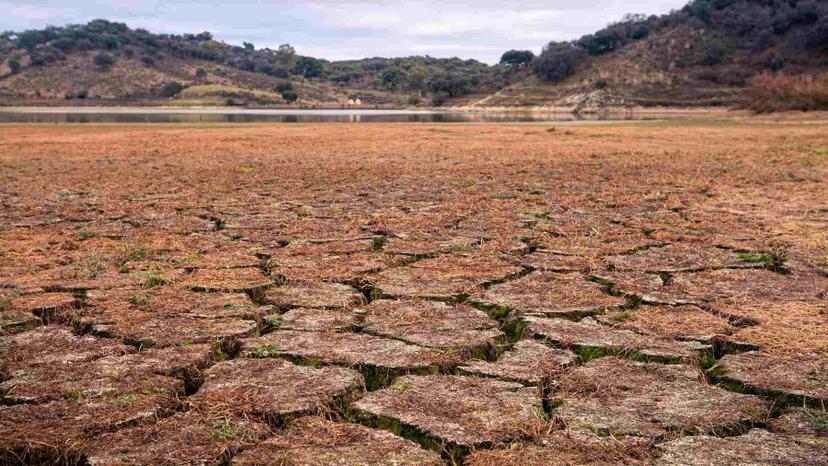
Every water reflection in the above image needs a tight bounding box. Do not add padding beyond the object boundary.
[0,108,686,124]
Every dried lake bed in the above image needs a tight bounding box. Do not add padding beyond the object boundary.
[0,120,826,464]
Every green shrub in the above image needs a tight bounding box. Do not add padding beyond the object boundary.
[8,58,21,74]
[93,52,116,69]
[281,89,298,102]
[160,81,184,98]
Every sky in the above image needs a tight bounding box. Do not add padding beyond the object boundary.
[1,0,689,64]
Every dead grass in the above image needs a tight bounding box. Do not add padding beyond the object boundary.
[0,120,826,461]
[742,73,828,113]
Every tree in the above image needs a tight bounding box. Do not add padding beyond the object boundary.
[380,66,404,90]
[431,91,450,106]
[281,89,299,102]
[93,52,116,70]
[536,42,586,82]
[405,65,428,94]
[198,40,225,61]
[275,81,294,93]
[195,68,207,78]
[293,56,323,80]
[499,50,535,69]
[8,58,20,74]
[243,41,255,51]
[429,72,472,97]
[275,43,296,67]
[160,81,184,97]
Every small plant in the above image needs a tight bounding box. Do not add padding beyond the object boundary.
[393,381,419,392]
[303,356,323,368]
[63,388,85,404]
[212,340,231,362]
[223,302,252,311]
[699,352,718,370]
[738,245,788,273]
[77,230,96,240]
[129,293,150,306]
[371,236,386,251]
[119,244,153,265]
[211,418,256,442]
[63,255,106,280]
[812,412,828,433]
[116,394,137,405]
[249,343,281,358]
[767,244,789,273]
[613,310,634,323]
[737,252,772,263]
[139,269,169,289]
[266,315,284,329]
[575,346,609,362]
[0,298,11,312]
[641,227,655,236]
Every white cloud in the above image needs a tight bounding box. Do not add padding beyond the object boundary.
[2,0,690,63]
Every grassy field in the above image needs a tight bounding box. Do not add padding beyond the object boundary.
[0,120,826,464]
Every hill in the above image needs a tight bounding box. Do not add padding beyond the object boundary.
[0,0,825,109]
[0,20,506,107]
[473,0,827,109]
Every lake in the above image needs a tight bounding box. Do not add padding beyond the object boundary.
[0,108,692,124]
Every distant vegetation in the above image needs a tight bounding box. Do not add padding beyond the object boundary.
[0,19,518,102]
[0,0,825,108]
[742,72,828,112]
[534,0,827,83]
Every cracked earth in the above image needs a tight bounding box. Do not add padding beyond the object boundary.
[0,122,826,465]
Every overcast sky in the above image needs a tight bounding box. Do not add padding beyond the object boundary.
[2,0,689,63]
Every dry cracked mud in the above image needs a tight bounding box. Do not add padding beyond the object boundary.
[655,429,828,465]
[232,416,443,465]
[458,339,577,385]
[361,299,504,352]
[712,352,828,404]
[552,358,769,438]
[372,252,523,300]
[349,374,543,458]
[263,281,364,310]
[189,358,365,425]
[242,330,459,388]
[526,316,712,362]
[85,412,270,466]
[1,122,826,464]
[466,431,651,465]
[476,271,627,318]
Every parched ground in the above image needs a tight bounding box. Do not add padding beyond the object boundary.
[0,119,827,465]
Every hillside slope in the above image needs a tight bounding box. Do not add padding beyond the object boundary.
[0,20,501,107]
[0,52,404,106]
[472,0,827,109]
[0,0,825,109]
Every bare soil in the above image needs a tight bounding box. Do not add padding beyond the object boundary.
[0,120,826,464]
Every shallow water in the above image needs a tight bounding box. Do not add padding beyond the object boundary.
[0,107,692,123]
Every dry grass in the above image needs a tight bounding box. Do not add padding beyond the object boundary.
[0,120,826,462]
[742,73,828,113]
